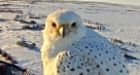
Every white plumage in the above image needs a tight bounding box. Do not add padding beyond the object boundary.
[41,9,128,75]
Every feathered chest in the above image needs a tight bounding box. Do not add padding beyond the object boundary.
[51,46,100,75]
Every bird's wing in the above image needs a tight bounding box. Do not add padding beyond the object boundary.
[72,28,128,75]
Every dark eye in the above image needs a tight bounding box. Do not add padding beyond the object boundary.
[52,22,56,28]
[71,22,76,28]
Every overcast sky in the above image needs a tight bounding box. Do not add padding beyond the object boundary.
[80,0,140,5]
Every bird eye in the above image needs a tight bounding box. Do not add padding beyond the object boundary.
[52,22,56,28]
[71,22,76,28]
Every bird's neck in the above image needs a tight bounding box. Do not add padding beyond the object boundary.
[41,38,72,59]
[41,42,67,75]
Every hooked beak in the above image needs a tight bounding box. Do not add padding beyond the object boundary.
[58,25,66,38]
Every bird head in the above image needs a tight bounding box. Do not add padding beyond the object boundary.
[43,9,86,54]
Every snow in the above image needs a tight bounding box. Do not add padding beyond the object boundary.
[0,1,140,75]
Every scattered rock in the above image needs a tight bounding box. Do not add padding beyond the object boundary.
[0,9,23,14]
[14,15,37,24]
[29,14,42,19]
[124,54,139,60]
[0,48,30,75]
[110,38,124,44]
[14,15,23,21]
[128,42,137,47]
[19,20,36,24]
[86,22,106,30]
[0,48,18,64]
[116,29,124,32]
[119,47,133,53]
[0,4,12,6]
[0,18,7,22]
[0,61,30,75]
[16,40,36,49]
[0,30,3,33]
[110,38,138,47]
[22,24,44,30]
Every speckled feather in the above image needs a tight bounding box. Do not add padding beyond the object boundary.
[50,28,128,75]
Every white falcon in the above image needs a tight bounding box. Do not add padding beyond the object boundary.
[41,9,129,75]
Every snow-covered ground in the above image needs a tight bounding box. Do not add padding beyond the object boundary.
[0,1,140,75]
